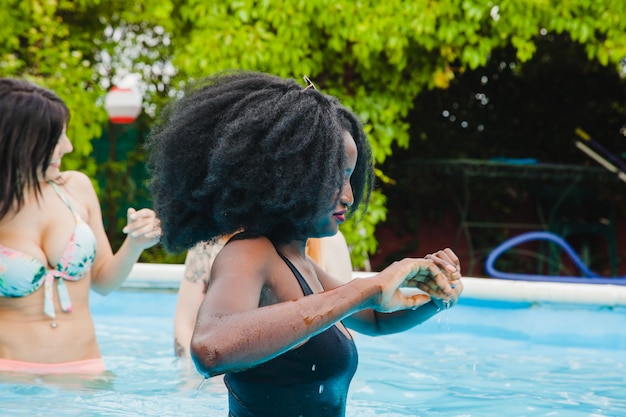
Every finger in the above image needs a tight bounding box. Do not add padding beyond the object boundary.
[128,207,139,221]
[426,253,462,286]
[144,231,162,240]
[442,248,462,279]
[413,262,437,282]
[450,279,463,293]
[399,259,432,284]
[412,265,446,293]
[442,248,460,266]
[123,208,140,233]
[444,269,460,284]
[124,218,157,236]
[425,254,451,272]
[431,249,453,264]
[402,279,420,288]
[407,293,432,310]
[136,221,160,235]
[427,266,455,297]
[416,281,435,294]
[416,282,447,299]
[131,208,156,218]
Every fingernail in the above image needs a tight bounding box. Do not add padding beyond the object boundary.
[122,227,128,233]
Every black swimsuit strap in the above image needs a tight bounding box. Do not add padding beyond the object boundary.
[276,251,314,296]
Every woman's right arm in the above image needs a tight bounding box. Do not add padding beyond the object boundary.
[63,171,160,294]
[174,243,213,357]
[190,240,455,377]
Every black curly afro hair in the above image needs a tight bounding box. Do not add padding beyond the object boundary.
[146,70,374,253]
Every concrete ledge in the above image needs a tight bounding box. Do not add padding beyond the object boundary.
[124,263,626,307]
[124,263,185,290]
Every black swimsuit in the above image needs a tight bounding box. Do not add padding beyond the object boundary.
[224,251,358,417]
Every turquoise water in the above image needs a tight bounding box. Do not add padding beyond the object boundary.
[1,290,625,416]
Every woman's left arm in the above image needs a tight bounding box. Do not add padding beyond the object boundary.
[67,171,160,294]
[340,248,463,335]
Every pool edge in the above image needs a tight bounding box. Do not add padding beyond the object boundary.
[123,263,626,307]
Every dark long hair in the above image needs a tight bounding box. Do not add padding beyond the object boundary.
[147,71,374,252]
[0,78,69,219]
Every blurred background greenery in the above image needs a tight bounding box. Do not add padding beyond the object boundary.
[2,0,625,269]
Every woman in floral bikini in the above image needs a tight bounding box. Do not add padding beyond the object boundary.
[0,78,161,375]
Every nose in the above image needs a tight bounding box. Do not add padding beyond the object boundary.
[59,134,73,154]
[341,180,354,209]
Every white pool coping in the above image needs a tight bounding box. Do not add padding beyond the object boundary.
[124,263,626,307]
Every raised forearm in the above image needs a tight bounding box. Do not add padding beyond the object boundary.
[343,298,442,336]
[191,278,379,377]
[90,238,145,294]
[373,300,442,334]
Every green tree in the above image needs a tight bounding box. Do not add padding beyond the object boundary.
[168,0,626,267]
[2,0,626,267]
[0,0,175,173]
[0,0,180,260]
[0,0,106,174]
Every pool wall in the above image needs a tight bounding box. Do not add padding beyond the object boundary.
[124,263,626,307]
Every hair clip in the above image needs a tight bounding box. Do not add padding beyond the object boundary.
[303,75,317,91]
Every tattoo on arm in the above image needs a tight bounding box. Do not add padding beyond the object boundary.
[174,338,186,357]
[184,242,223,285]
[184,244,209,283]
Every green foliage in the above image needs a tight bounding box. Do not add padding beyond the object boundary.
[0,0,108,176]
[342,189,387,269]
[2,0,626,266]
[169,0,626,265]
[0,0,174,260]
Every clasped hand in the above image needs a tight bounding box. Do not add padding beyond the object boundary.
[376,248,462,313]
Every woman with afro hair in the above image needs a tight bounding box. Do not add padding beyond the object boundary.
[147,70,463,417]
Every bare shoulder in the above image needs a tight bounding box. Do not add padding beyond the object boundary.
[211,236,281,284]
[204,236,278,310]
[55,171,100,221]
[59,171,97,195]
[217,236,276,267]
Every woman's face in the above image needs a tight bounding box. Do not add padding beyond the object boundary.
[314,130,357,237]
[42,124,73,181]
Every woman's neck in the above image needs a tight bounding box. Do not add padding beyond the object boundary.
[276,239,308,259]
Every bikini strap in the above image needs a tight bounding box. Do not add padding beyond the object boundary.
[276,250,314,296]
[48,181,78,216]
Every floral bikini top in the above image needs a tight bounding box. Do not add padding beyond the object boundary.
[0,182,97,319]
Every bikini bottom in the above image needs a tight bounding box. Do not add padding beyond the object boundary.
[0,357,105,375]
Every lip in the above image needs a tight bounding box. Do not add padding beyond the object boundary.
[333,209,347,223]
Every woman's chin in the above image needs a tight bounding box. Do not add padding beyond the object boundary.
[43,169,61,182]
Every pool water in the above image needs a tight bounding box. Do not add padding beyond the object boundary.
[2,290,626,416]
